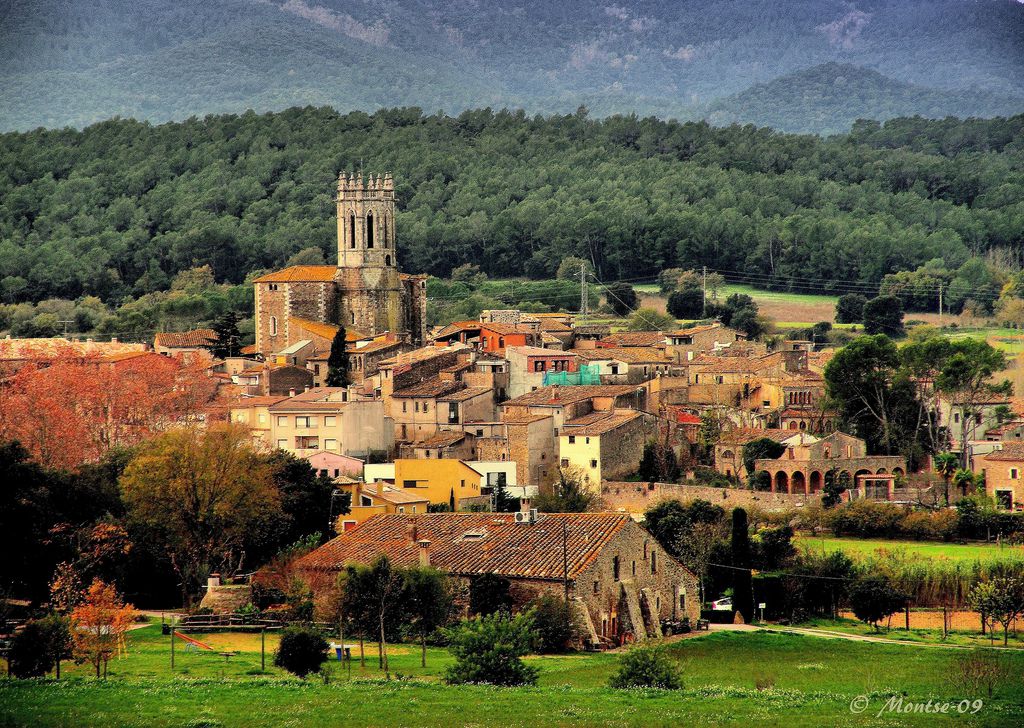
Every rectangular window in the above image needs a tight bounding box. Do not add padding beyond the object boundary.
[612,556,620,582]
[324,416,336,427]
[276,439,287,449]
[295,436,318,449]
[448,402,459,424]
[560,458,569,467]
[402,401,407,413]
[415,402,420,413]
[277,415,287,426]
[423,401,429,413]
[590,459,598,468]
[295,416,315,428]
[398,507,405,514]
[1011,468,1019,480]
[534,361,545,372]
[257,413,266,424]
[403,480,417,489]
[324,439,338,450]
[593,581,599,595]
[610,364,619,375]
[568,435,576,444]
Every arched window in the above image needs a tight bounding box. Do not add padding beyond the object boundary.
[349,214,356,249]
[350,311,356,325]
[366,212,374,248]
[385,255,391,266]
[269,316,278,336]
[383,216,388,248]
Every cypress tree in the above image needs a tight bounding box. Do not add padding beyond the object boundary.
[325,326,350,387]
[731,508,754,623]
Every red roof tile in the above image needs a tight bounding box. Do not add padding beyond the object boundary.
[253,266,337,283]
[154,329,216,349]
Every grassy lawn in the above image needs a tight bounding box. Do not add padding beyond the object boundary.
[796,535,1024,565]
[793,617,1024,649]
[3,627,1024,726]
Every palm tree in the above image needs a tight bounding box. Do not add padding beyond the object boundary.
[952,469,976,498]
[933,452,959,505]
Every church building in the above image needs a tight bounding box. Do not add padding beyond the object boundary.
[253,172,427,357]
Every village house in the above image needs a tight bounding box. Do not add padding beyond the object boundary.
[978,443,1024,511]
[390,376,495,443]
[230,363,314,396]
[664,323,741,362]
[304,450,364,480]
[153,328,216,356]
[752,431,906,495]
[559,410,658,490]
[378,343,472,416]
[573,346,674,382]
[297,512,700,646]
[339,483,431,530]
[714,428,819,481]
[363,458,484,510]
[501,384,647,432]
[505,346,581,398]
[230,395,287,447]
[476,413,557,486]
[399,430,479,460]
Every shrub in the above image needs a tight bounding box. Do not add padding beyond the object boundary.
[444,612,539,686]
[9,615,71,678]
[529,595,581,653]
[825,500,904,538]
[273,626,328,677]
[608,644,682,690]
[900,509,958,541]
[469,573,512,616]
[835,293,867,324]
[849,576,907,631]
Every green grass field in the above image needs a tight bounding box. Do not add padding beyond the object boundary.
[796,536,1024,565]
[3,625,1024,726]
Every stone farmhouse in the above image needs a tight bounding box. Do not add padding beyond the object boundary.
[297,512,699,647]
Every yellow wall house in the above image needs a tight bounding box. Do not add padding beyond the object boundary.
[339,482,430,531]
[369,459,483,510]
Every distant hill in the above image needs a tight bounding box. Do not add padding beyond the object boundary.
[706,63,1024,135]
[1,1,1023,133]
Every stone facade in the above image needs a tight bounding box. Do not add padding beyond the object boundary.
[253,173,427,357]
[603,481,822,513]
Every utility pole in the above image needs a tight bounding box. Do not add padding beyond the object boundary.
[938,284,943,328]
[702,266,708,318]
[579,262,588,322]
[562,520,569,606]
[58,319,73,338]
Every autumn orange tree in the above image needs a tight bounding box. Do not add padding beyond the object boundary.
[0,348,218,470]
[119,424,282,605]
[70,579,136,679]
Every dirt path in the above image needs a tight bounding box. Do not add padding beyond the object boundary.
[730,623,1024,651]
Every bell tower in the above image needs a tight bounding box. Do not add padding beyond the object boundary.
[334,171,403,337]
[337,172,397,270]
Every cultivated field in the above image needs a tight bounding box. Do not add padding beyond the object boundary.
[2,625,1023,727]
[797,536,1024,565]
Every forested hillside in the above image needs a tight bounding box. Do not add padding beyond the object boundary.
[1,0,1022,132]
[708,64,1024,136]
[2,107,1022,317]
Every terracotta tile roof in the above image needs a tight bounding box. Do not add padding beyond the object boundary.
[240,344,258,355]
[351,337,404,355]
[982,443,1024,461]
[291,318,342,341]
[253,265,337,283]
[392,378,466,399]
[361,484,430,505]
[675,412,702,425]
[433,321,482,339]
[574,347,671,364]
[505,345,577,358]
[600,332,666,347]
[539,319,573,332]
[573,324,611,336]
[101,351,160,363]
[297,512,633,580]
[563,410,644,436]
[503,384,641,407]
[667,324,720,337]
[718,428,798,446]
[502,413,552,425]
[411,431,468,448]
[380,344,467,368]
[231,396,288,407]
[438,386,492,403]
[154,329,216,349]
[481,322,538,335]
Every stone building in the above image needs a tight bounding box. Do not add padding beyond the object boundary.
[559,410,658,489]
[297,512,699,646]
[979,443,1024,510]
[253,173,427,357]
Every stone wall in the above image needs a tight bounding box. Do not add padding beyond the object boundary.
[602,480,820,513]
[600,413,658,481]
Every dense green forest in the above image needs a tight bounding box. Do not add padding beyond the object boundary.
[1,106,1023,337]
[1,1,1022,132]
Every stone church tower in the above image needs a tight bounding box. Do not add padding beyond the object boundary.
[252,172,427,357]
[335,172,402,334]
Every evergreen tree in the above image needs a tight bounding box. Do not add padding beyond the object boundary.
[205,311,242,359]
[731,508,754,623]
[325,326,350,387]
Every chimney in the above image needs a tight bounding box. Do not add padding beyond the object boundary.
[407,521,418,543]
[289,388,296,397]
[417,538,431,567]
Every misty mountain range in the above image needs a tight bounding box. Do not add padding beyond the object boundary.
[1,0,1023,133]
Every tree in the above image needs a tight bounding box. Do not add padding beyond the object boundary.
[666,286,704,319]
[324,326,350,387]
[490,476,518,513]
[533,466,597,513]
[70,579,136,678]
[675,520,728,605]
[556,256,593,281]
[731,508,754,622]
[638,440,680,483]
[8,615,71,679]
[364,556,406,673]
[835,293,867,324]
[730,307,765,339]
[953,468,977,497]
[741,438,786,483]
[627,307,676,331]
[469,574,512,616]
[933,452,959,506]
[529,594,580,653]
[968,577,1024,646]
[821,468,848,509]
[119,424,282,604]
[204,311,242,359]
[444,612,539,687]
[403,567,454,667]
[862,295,905,338]
[274,625,328,677]
[608,644,682,689]
[340,563,377,667]
[849,575,906,632]
[264,450,344,550]
[605,282,637,316]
